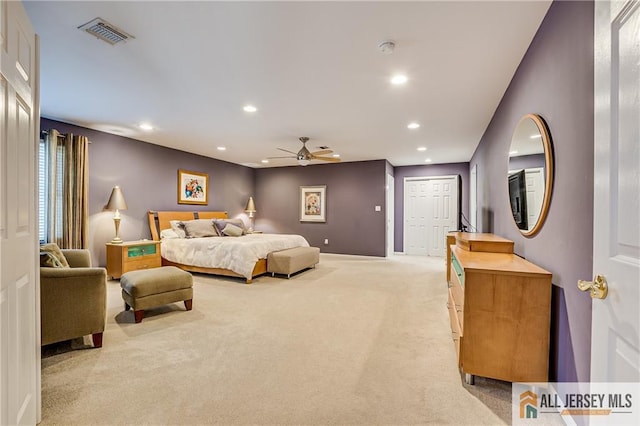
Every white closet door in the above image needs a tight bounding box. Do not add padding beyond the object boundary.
[0,0,40,424]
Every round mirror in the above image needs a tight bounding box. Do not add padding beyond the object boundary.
[507,114,553,237]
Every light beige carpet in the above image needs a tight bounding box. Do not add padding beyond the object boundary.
[41,254,511,425]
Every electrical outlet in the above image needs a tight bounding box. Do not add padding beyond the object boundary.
[375,205,381,212]
[324,239,329,245]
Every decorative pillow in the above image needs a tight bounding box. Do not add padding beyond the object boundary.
[160,228,180,239]
[40,252,65,267]
[182,219,218,238]
[221,223,244,237]
[169,220,187,238]
[213,219,247,235]
[40,243,70,268]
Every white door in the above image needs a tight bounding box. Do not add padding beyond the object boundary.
[386,174,394,257]
[404,176,458,257]
[0,0,40,424]
[590,0,640,388]
[426,176,457,257]
[404,178,429,255]
[470,164,477,232]
[524,168,544,232]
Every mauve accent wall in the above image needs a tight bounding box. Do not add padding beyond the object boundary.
[41,118,254,267]
[470,0,594,382]
[255,160,387,257]
[393,163,469,252]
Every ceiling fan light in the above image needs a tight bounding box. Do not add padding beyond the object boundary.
[298,159,310,166]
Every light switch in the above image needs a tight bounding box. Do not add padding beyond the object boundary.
[375,205,381,212]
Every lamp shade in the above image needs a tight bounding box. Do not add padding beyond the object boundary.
[245,196,256,213]
[106,186,128,211]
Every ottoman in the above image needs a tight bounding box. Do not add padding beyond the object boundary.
[120,266,193,323]
[267,247,320,278]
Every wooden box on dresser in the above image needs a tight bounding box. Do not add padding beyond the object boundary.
[106,240,162,279]
[446,232,552,385]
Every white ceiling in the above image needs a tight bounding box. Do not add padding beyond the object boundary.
[24,0,552,168]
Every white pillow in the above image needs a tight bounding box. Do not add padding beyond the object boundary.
[169,220,187,238]
[222,223,244,237]
[160,228,180,239]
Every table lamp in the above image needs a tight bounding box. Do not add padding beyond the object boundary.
[106,186,128,244]
[245,196,256,233]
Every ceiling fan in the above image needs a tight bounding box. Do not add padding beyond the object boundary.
[269,137,341,166]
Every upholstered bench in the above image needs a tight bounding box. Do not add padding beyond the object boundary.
[120,266,193,323]
[267,247,320,278]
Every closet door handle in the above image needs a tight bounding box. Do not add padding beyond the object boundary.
[578,275,608,299]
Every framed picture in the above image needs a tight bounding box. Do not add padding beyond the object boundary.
[178,169,208,205]
[300,185,326,222]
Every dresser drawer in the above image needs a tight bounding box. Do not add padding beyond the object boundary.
[451,252,465,287]
[450,264,465,315]
[123,257,161,273]
[126,244,157,258]
[447,289,463,363]
[448,289,463,337]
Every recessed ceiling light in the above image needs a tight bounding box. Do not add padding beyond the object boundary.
[408,122,420,129]
[417,147,427,152]
[261,159,269,164]
[332,154,340,158]
[530,134,541,139]
[425,158,432,163]
[217,146,226,151]
[138,123,153,131]
[509,150,518,155]
[391,74,408,85]
[243,105,257,112]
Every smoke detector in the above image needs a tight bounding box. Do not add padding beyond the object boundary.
[378,40,396,55]
[78,18,134,45]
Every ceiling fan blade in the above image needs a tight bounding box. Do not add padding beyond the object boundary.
[310,149,333,156]
[312,156,341,162]
[267,155,296,159]
[277,148,298,155]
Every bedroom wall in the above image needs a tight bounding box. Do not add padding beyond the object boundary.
[254,160,387,257]
[393,163,469,252]
[470,0,594,382]
[41,118,255,267]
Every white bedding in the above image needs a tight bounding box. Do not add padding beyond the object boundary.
[160,233,310,279]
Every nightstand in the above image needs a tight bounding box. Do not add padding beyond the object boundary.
[106,240,161,279]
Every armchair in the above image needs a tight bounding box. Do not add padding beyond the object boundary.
[40,249,107,347]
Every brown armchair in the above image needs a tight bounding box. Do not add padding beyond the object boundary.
[40,249,107,347]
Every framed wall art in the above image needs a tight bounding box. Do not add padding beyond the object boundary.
[178,169,208,205]
[300,185,326,222]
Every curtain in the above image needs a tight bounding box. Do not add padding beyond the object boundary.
[44,129,89,248]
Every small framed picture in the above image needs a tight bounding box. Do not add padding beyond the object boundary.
[300,185,326,222]
[178,169,208,205]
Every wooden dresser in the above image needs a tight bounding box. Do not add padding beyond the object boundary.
[446,232,552,384]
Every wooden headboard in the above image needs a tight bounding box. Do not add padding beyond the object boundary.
[147,210,228,241]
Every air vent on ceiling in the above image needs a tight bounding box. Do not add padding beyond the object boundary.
[78,18,134,45]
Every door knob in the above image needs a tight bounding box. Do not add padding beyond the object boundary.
[577,275,608,299]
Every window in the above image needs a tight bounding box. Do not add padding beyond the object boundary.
[38,138,48,243]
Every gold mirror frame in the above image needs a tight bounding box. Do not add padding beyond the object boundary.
[508,114,554,237]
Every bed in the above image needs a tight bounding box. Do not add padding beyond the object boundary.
[147,211,310,283]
